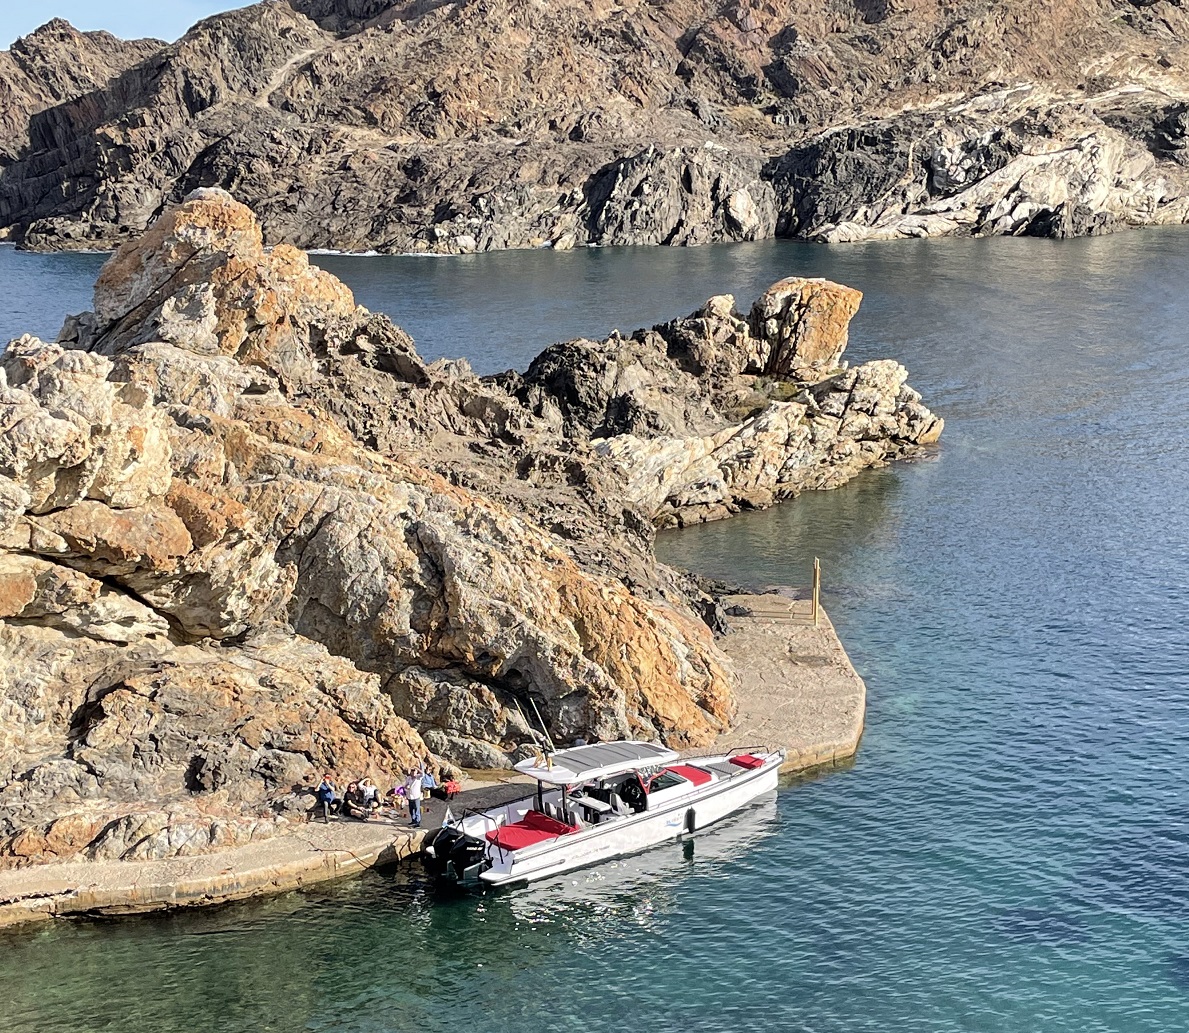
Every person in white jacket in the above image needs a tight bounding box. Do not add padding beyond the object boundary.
[404,766,425,828]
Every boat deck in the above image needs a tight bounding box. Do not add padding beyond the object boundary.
[701,761,745,779]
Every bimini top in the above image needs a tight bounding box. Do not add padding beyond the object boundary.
[514,740,680,785]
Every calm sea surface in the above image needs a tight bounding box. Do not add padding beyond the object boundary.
[2,230,1188,1033]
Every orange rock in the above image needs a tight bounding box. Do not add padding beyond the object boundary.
[30,500,193,574]
[748,276,863,379]
[0,569,37,618]
[166,481,250,549]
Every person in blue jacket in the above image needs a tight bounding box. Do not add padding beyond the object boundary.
[314,774,340,823]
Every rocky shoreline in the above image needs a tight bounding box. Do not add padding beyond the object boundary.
[0,594,864,929]
[1,186,932,915]
[1,3,1189,253]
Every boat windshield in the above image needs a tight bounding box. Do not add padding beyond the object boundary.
[646,769,687,792]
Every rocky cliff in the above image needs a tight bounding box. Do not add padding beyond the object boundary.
[1,1,1188,251]
[0,188,938,869]
[0,19,160,166]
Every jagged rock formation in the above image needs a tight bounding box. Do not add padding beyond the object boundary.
[0,189,939,868]
[0,19,160,165]
[1,1,1188,251]
[508,276,940,524]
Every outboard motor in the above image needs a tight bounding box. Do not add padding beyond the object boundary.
[422,826,488,886]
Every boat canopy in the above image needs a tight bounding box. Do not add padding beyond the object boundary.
[514,740,679,785]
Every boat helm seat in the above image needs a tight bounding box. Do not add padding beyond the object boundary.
[609,793,630,816]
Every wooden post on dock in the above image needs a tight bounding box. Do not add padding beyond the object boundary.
[812,557,821,626]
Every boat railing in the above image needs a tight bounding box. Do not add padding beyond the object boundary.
[680,745,779,773]
[450,804,508,835]
[728,744,770,756]
[684,744,773,760]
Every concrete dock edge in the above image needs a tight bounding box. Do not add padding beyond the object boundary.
[710,595,866,773]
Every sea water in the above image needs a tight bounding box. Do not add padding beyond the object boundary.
[1,230,1187,1033]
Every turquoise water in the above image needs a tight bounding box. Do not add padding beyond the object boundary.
[2,230,1188,1032]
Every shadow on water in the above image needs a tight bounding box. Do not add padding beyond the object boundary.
[1076,824,1189,921]
[657,462,909,601]
[1168,954,1189,992]
[779,754,859,788]
[993,906,1092,946]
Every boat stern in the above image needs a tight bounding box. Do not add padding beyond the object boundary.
[421,825,490,887]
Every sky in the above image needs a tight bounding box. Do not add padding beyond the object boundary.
[2,1,242,48]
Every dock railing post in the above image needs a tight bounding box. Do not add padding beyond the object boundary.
[812,557,821,627]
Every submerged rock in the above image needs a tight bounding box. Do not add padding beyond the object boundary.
[0,188,940,867]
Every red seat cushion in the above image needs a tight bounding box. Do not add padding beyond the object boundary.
[663,764,713,786]
[520,811,576,835]
[729,754,765,769]
[484,811,578,851]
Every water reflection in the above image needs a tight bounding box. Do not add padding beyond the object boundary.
[657,468,907,599]
[508,794,779,926]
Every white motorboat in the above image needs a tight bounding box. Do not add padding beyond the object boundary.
[421,740,785,888]
[508,792,780,914]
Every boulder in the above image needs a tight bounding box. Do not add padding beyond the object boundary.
[747,278,862,380]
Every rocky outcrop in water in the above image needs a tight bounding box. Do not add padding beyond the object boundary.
[0,189,939,868]
[1,1,1188,251]
[508,276,940,524]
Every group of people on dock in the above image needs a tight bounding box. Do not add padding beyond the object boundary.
[313,762,456,828]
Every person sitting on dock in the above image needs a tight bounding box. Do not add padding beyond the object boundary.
[340,781,372,821]
[384,783,407,817]
[359,777,381,815]
[313,774,340,823]
[420,764,437,795]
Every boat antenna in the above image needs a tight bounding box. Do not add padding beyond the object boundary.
[529,697,556,754]
[514,699,543,755]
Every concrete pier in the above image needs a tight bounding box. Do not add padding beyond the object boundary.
[0,782,531,929]
[0,816,424,929]
[711,594,866,772]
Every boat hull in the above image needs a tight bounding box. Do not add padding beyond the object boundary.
[509,792,780,906]
[479,758,781,888]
